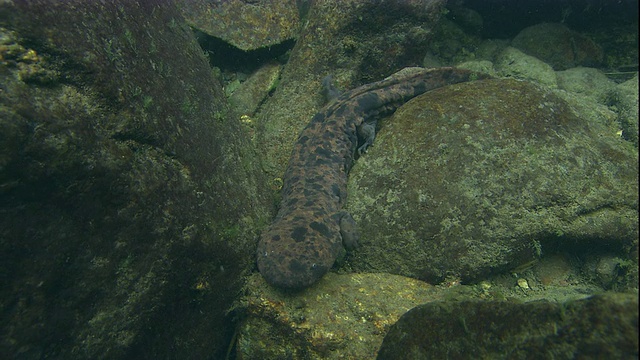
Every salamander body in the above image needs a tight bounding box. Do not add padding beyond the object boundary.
[257,67,488,289]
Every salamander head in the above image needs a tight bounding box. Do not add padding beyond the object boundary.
[257,218,342,289]
[257,245,330,289]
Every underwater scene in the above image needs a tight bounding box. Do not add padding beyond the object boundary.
[0,0,637,359]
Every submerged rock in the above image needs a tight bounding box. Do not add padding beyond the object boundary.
[556,66,616,103]
[377,293,638,359]
[256,0,447,180]
[178,0,300,51]
[237,273,437,360]
[229,62,282,116]
[511,23,603,70]
[495,46,557,87]
[0,2,270,358]
[346,78,638,284]
[610,73,639,146]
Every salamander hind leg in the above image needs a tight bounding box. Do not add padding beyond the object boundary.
[338,211,360,251]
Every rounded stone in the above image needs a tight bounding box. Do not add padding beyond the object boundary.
[346,78,638,284]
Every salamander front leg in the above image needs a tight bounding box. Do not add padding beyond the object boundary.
[357,120,377,155]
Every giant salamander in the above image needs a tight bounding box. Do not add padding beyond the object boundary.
[257,67,489,289]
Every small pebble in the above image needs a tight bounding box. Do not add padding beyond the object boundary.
[517,278,530,289]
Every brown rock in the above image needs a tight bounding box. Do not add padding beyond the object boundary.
[237,272,438,359]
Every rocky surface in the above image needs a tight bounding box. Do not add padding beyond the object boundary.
[556,66,617,103]
[237,268,630,359]
[237,273,437,359]
[0,0,637,358]
[377,293,638,359]
[345,77,637,284]
[610,74,639,146]
[494,46,558,87]
[178,0,300,51]
[229,63,282,116]
[511,23,603,70]
[255,0,447,181]
[0,1,270,358]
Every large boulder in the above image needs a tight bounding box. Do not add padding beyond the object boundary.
[0,1,270,358]
[346,78,638,284]
[377,293,639,359]
[511,23,603,70]
[178,0,300,51]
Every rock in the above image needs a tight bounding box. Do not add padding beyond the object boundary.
[238,268,616,358]
[495,46,557,87]
[556,67,616,104]
[346,78,638,284]
[474,38,510,62]
[256,0,447,180]
[377,293,639,359]
[445,3,483,35]
[588,255,628,289]
[178,0,300,51]
[609,73,639,146]
[456,59,497,76]
[0,2,270,358]
[425,18,481,65]
[533,254,574,287]
[511,23,603,70]
[229,62,281,117]
[237,273,437,360]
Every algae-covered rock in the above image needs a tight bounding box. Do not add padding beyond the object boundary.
[346,78,638,284]
[556,66,616,104]
[256,0,447,180]
[238,265,614,358]
[229,62,282,116]
[178,0,300,51]
[237,272,438,360]
[0,1,270,358]
[377,293,639,359]
[511,23,604,70]
[610,73,639,146]
[495,46,557,87]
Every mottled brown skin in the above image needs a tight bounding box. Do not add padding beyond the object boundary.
[257,67,490,289]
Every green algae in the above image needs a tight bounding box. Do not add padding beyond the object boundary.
[0,2,271,358]
[346,78,637,284]
[378,293,638,359]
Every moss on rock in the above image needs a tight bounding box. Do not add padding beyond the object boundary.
[346,78,638,284]
[378,293,638,359]
[0,2,271,358]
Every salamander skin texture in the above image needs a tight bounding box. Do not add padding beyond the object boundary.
[257,67,490,289]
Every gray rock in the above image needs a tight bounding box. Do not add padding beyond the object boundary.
[495,46,557,87]
[346,78,638,284]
